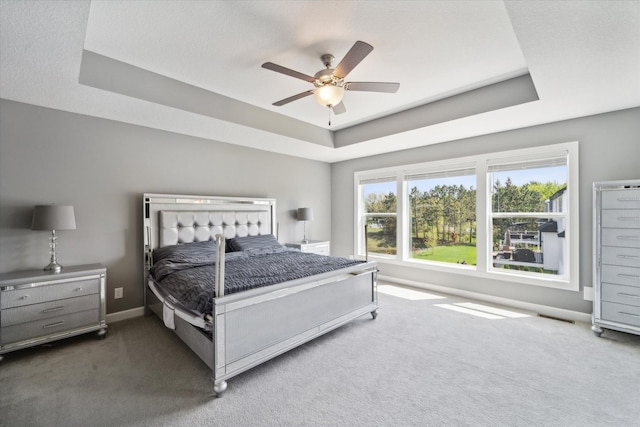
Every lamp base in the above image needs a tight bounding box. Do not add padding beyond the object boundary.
[44,261,62,273]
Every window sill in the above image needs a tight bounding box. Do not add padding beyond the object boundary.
[358,254,578,291]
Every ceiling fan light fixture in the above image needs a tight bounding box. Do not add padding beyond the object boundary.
[313,84,344,107]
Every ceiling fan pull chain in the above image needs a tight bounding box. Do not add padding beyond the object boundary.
[328,106,332,126]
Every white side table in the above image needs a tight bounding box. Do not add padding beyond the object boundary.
[286,240,330,256]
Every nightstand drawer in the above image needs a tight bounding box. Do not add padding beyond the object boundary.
[303,244,330,256]
[601,301,640,328]
[1,277,100,309]
[601,283,640,307]
[1,295,99,327]
[286,241,330,256]
[1,309,99,345]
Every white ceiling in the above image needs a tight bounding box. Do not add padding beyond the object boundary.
[1,1,639,163]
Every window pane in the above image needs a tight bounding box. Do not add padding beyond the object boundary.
[491,164,567,213]
[365,215,397,255]
[407,174,476,266]
[361,180,397,255]
[491,217,565,276]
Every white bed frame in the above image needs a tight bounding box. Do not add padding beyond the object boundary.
[142,193,378,396]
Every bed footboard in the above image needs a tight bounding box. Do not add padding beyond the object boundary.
[211,265,377,395]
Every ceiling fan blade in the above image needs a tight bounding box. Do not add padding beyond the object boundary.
[333,41,374,79]
[346,82,400,93]
[331,101,346,115]
[262,62,315,83]
[272,90,314,106]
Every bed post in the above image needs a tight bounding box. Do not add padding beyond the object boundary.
[213,233,227,396]
[215,234,225,297]
[143,195,153,316]
[364,223,378,320]
[365,224,369,263]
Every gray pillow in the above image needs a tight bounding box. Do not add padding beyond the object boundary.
[227,234,283,252]
[153,240,216,264]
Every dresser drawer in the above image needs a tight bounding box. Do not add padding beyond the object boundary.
[601,247,640,268]
[601,264,640,288]
[1,294,99,327]
[601,301,640,328]
[1,309,99,345]
[601,209,640,229]
[601,283,640,307]
[601,228,640,249]
[1,277,100,309]
[602,189,640,209]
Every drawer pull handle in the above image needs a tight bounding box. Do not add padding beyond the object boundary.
[74,287,82,292]
[19,295,29,300]
[617,254,640,259]
[619,312,640,318]
[616,217,640,221]
[618,293,640,299]
[617,273,640,279]
[43,321,65,329]
[42,306,65,313]
[617,197,640,202]
[617,236,640,240]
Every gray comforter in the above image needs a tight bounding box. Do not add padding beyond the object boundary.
[151,246,364,315]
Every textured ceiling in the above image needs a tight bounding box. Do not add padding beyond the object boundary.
[1,1,639,162]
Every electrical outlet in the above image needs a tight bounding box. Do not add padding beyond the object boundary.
[114,287,123,299]
[583,286,593,301]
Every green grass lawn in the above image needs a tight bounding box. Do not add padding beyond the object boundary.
[366,230,476,264]
[412,245,476,265]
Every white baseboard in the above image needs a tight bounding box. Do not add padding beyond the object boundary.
[106,306,145,324]
[377,274,592,324]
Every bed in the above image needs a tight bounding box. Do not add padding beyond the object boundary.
[142,193,378,396]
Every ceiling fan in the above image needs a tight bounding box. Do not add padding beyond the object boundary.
[262,41,400,123]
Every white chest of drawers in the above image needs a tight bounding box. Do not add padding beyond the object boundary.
[0,264,107,359]
[592,181,640,337]
[285,240,331,256]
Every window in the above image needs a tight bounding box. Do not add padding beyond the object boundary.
[357,175,398,256]
[405,167,477,266]
[354,142,579,290]
[488,154,568,279]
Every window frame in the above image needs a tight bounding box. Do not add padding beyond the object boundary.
[355,171,401,259]
[354,141,579,291]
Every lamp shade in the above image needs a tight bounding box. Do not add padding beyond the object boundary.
[313,85,344,107]
[32,205,76,231]
[297,207,314,221]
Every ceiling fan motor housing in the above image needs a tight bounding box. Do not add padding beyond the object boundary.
[314,68,342,86]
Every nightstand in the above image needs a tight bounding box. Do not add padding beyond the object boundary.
[286,240,330,256]
[0,264,107,360]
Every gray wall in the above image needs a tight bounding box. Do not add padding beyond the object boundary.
[0,99,331,314]
[331,107,640,314]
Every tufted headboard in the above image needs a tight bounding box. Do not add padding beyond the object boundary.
[158,210,271,247]
[143,193,277,271]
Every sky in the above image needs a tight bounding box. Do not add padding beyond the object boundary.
[364,165,567,196]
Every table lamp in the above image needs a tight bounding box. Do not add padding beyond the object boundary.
[297,207,314,243]
[32,205,76,273]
